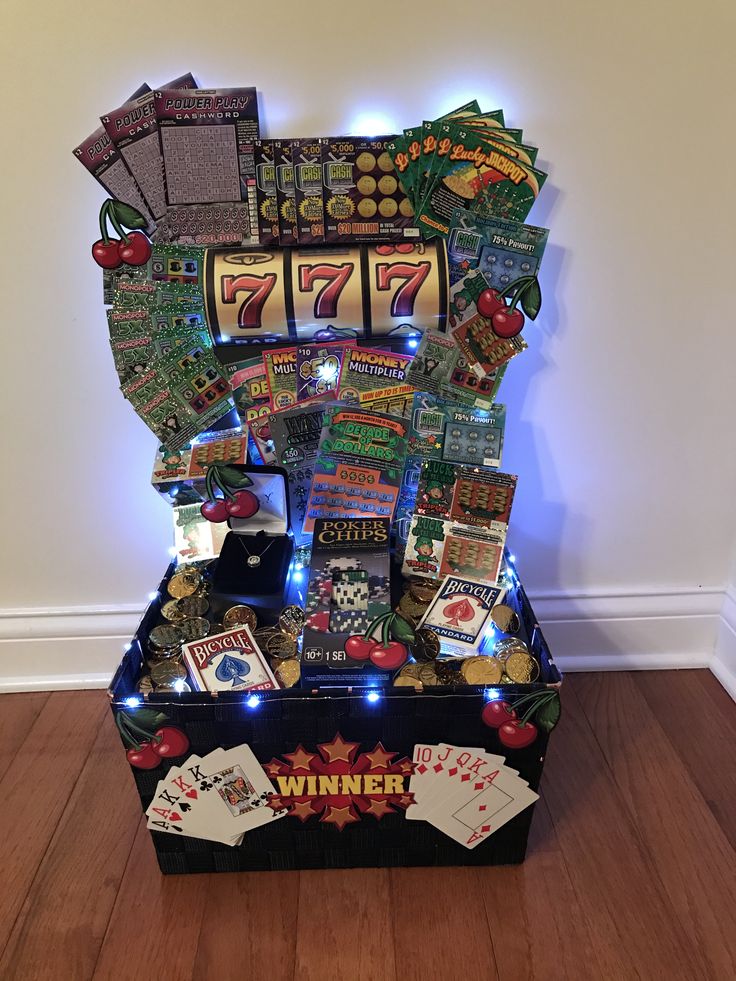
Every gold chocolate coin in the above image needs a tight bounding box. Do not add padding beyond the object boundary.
[377,151,394,172]
[176,594,209,618]
[504,651,540,684]
[394,673,423,689]
[156,680,191,693]
[397,663,422,679]
[399,592,427,619]
[149,624,185,651]
[461,656,503,686]
[267,631,297,658]
[150,660,187,688]
[412,628,440,662]
[160,600,186,623]
[209,622,224,636]
[274,658,300,688]
[418,663,439,686]
[167,568,202,599]
[493,637,531,661]
[408,578,442,604]
[177,617,210,641]
[279,605,306,637]
[137,674,154,695]
[222,604,257,630]
[490,604,521,634]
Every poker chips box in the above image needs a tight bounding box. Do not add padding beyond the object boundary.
[109,564,561,875]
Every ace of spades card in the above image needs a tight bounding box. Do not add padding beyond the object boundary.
[418,575,502,653]
[146,745,287,845]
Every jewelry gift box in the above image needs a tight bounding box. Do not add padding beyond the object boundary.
[212,466,294,620]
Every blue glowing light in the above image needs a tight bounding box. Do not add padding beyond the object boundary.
[292,569,304,582]
[168,546,178,558]
[124,695,143,708]
[348,110,397,136]
[407,338,418,349]
[170,486,179,497]
[147,591,159,602]
[365,691,381,704]
[484,688,502,701]
[246,695,260,708]
[220,333,231,342]
[508,554,517,565]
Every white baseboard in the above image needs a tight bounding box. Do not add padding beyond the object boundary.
[0,587,729,695]
[0,592,724,691]
[711,588,736,701]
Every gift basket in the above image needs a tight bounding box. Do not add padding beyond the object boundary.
[76,74,562,873]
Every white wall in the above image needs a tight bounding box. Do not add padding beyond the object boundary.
[1,0,735,684]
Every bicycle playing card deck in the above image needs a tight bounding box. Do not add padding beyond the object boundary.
[146,745,287,845]
[182,625,278,693]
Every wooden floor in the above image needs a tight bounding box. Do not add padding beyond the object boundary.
[0,670,734,980]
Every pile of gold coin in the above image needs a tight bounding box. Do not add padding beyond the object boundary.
[250,605,307,688]
[492,637,540,683]
[393,659,462,689]
[394,577,443,630]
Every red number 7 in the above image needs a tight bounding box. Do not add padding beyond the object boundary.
[220,273,278,330]
[375,261,431,318]
[298,262,354,319]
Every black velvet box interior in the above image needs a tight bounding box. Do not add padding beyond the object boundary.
[211,466,294,621]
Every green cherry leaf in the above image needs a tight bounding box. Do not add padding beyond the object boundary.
[535,692,561,733]
[212,465,253,489]
[520,278,542,320]
[109,200,148,230]
[124,707,169,731]
[390,614,416,644]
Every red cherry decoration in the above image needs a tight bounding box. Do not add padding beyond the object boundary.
[491,306,525,338]
[481,700,517,729]
[92,239,123,269]
[200,499,230,523]
[118,231,152,266]
[369,641,408,670]
[476,288,505,319]
[126,742,161,769]
[345,635,378,661]
[498,720,538,749]
[152,726,190,758]
[395,243,416,254]
[375,245,396,255]
[225,489,260,518]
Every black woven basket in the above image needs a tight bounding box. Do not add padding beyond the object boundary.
[109,564,560,874]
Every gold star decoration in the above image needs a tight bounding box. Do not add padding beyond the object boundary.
[319,734,360,765]
[364,798,394,820]
[397,794,415,809]
[398,760,414,776]
[290,799,318,822]
[264,760,286,778]
[321,804,359,830]
[283,746,318,772]
[364,743,396,770]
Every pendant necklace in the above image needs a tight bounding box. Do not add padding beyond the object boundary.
[237,535,275,569]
